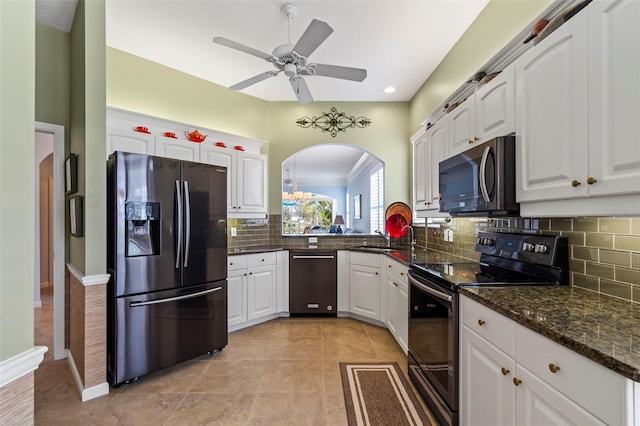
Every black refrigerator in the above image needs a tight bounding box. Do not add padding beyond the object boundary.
[107,151,228,386]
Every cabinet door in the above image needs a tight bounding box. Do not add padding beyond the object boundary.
[475,64,515,144]
[107,128,154,157]
[200,145,234,211]
[515,13,588,202]
[460,325,516,426]
[247,264,277,320]
[515,365,605,426]
[154,137,199,161]
[588,0,640,198]
[449,97,476,155]
[385,275,399,336]
[236,152,267,213]
[396,280,408,353]
[429,117,449,207]
[349,264,380,320]
[413,134,430,211]
[227,269,247,328]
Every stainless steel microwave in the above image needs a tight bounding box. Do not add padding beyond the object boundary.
[438,135,519,216]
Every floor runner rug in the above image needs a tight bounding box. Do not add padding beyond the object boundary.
[340,362,432,426]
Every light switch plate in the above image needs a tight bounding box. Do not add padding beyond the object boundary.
[231,227,237,237]
[309,237,318,243]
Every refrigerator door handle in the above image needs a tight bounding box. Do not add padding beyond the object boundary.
[129,286,223,307]
[175,180,182,269]
[183,180,191,268]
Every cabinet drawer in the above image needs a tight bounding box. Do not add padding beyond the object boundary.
[460,295,516,358]
[247,252,277,268]
[386,259,408,285]
[350,252,380,268]
[516,324,629,426]
[228,255,248,271]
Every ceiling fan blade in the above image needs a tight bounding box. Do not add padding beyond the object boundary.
[292,19,333,58]
[230,71,280,91]
[213,37,272,61]
[289,77,313,104]
[311,64,367,82]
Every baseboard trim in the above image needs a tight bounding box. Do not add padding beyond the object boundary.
[0,346,48,387]
[66,264,110,287]
[67,351,109,402]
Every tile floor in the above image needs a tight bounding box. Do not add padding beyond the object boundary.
[34,287,436,425]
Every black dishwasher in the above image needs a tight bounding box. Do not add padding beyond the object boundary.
[289,251,337,316]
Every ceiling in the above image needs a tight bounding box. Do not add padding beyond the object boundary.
[36,0,489,103]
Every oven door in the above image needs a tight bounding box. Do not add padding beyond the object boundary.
[408,271,458,425]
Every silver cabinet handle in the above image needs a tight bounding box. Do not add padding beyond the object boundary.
[292,255,336,259]
[130,286,222,307]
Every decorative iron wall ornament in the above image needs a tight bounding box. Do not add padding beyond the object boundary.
[296,107,372,138]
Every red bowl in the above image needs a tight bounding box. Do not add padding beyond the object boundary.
[234,146,245,151]
[215,142,227,148]
[386,213,409,238]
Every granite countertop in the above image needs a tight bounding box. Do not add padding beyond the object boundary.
[228,246,283,255]
[460,286,640,382]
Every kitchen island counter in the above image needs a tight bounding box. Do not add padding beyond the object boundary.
[460,285,640,382]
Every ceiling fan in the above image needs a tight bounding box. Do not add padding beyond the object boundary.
[212,3,367,104]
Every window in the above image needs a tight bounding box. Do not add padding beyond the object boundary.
[369,165,384,234]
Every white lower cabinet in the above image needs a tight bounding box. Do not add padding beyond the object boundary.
[460,294,636,426]
[227,268,247,328]
[384,257,408,353]
[247,263,277,320]
[227,252,278,331]
[349,252,382,321]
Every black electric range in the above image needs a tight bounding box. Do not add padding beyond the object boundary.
[407,231,569,426]
[410,231,569,290]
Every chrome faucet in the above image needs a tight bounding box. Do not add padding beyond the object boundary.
[375,229,391,247]
[402,225,416,258]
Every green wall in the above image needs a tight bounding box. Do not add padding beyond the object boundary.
[0,0,36,361]
[267,102,410,214]
[68,0,106,274]
[106,48,269,142]
[36,22,70,128]
[409,0,553,133]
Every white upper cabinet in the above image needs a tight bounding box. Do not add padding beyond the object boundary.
[450,64,515,156]
[516,1,640,216]
[154,136,199,162]
[107,128,155,157]
[474,64,515,144]
[515,11,589,203]
[237,152,268,214]
[587,0,640,198]
[412,116,450,216]
[449,97,476,155]
[200,145,268,216]
[106,107,268,218]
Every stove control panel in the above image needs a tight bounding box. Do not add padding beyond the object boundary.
[475,232,567,266]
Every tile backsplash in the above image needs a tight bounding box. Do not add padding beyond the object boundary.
[425,217,640,303]
[227,215,640,303]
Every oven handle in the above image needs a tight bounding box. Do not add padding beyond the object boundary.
[409,274,453,302]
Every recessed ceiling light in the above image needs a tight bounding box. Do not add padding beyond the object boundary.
[384,86,396,94]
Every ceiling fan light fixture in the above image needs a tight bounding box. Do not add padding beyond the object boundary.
[284,62,297,77]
